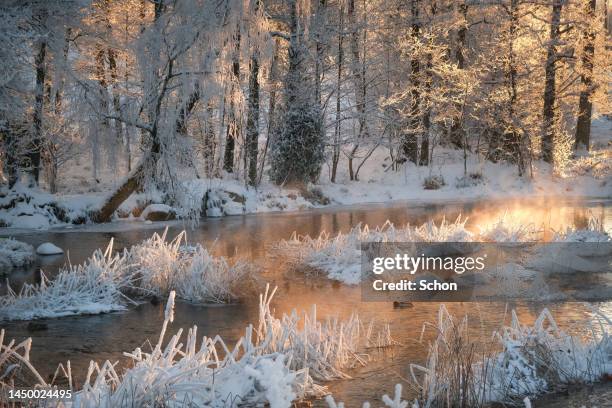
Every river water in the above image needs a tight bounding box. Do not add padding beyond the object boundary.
[1,197,611,406]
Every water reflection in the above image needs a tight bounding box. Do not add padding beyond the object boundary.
[0,197,610,404]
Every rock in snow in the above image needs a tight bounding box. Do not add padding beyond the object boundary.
[36,242,64,255]
[140,204,176,221]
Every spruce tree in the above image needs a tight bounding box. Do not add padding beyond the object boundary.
[269,0,324,186]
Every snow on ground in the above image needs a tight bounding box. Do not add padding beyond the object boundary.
[0,238,35,271]
[0,183,97,229]
[1,118,610,230]
[318,145,610,207]
[0,229,255,321]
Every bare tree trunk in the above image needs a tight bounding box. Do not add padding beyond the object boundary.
[575,0,596,151]
[43,27,71,194]
[1,122,21,188]
[314,0,327,107]
[503,0,525,176]
[419,2,436,166]
[91,153,153,223]
[175,84,200,136]
[257,39,280,185]
[95,47,109,126]
[54,27,71,114]
[203,102,216,177]
[331,1,344,183]
[449,1,467,148]
[108,49,124,143]
[402,0,420,164]
[97,0,123,145]
[347,0,368,180]
[247,53,260,186]
[348,144,358,180]
[223,26,241,173]
[29,19,47,187]
[541,0,562,163]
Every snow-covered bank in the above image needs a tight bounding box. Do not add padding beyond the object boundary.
[0,286,392,407]
[0,238,35,271]
[0,184,95,229]
[318,147,611,207]
[0,229,255,321]
[1,143,610,231]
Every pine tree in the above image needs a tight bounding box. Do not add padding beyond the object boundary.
[269,0,324,186]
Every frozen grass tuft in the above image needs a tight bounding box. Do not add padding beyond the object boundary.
[0,228,256,321]
[0,329,48,388]
[478,214,540,242]
[409,306,612,407]
[274,217,472,284]
[1,286,391,407]
[326,383,410,408]
[0,238,36,271]
[553,216,611,243]
[71,313,311,406]
[127,229,256,303]
[0,240,131,320]
[276,214,610,284]
[256,285,377,381]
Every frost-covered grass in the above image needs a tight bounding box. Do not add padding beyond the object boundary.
[67,290,321,408]
[0,329,48,388]
[478,214,540,242]
[0,238,35,271]
[325,305,611,408]
[256,285,393,381]
[127,229,255,303]
[0,229,256,321]
[1,287,393,407]
[409,306,612,407]
[553,216,611,243]
[0,241,131,320]
[275,214,610,284]
[326,383,410,408]
[274,217,472,284]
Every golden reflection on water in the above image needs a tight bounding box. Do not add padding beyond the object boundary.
[467,198,610,240]
[3,197,611,405]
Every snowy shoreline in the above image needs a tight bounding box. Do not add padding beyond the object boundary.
[1,192,610,236]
